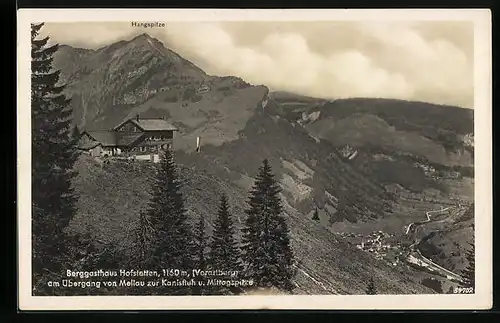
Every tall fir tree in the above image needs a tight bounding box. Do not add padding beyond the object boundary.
[146,147,195,295]
[192,214,208,295]
[131,210,154,268]
[31,23,80,280]
[195,214,207,270]
[241,159,295,292]
[460,242,475,289]
[208,194,243,295]
[366,277,377,295]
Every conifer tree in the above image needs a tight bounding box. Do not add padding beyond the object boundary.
[195,214,207,270]
[312,208,320,221]
[460,242,475,290]
[366,277,377,295]
[192,214,208,295]
[241,159,295,292]
[146,147,194,295]
[132,210,154,267]
[127,210,155,294]
[208,194,243,294]
[31,22,80,279]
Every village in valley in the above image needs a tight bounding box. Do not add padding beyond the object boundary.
[339,231,406,267]
[337,197,471,290]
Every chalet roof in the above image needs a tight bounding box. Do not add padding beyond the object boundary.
[83,131,145,147]
[85,131,117,146]
[130,118,178,131]
[82,117,177,148]
[118,133,144,146]
[78,141,101,150]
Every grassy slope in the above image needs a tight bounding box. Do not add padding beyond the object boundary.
[314,98,473,136]
[306,113,472,167]
[193,108,392,223]
[126,83,268,152]
[273,96,473,167]
[69,154,433,295]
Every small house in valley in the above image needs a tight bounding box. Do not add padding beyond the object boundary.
[78,114,178,161]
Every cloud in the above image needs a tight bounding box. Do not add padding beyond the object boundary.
[41,21,474,108]
[42,22,136,49]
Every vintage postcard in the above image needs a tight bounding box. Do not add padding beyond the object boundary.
[17,9,492,310]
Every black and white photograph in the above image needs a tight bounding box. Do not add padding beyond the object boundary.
[17,9,492,310]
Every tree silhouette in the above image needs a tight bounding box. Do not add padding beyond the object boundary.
[208,194,243,295]
[31,22,80,289]
[241,159,295,292]
[146,147,195,294]
[131,210,154,268]
[192,214,208,295]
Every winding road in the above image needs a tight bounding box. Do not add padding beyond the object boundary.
[404,206,464,282]
[405,206,452,235]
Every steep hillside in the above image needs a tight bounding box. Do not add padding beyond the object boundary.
[272,95,473,157]
[190,108,393,223]
[69,154,433,295]
[306,112,472,167]
[53,33,264,139]
[268,94,474,196]
[290,97,474,143]
[122,81,268,152]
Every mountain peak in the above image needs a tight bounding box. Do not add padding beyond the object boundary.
[135,32,153,39]
[130,32,158,44]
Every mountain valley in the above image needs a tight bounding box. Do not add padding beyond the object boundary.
[53,33,475,295]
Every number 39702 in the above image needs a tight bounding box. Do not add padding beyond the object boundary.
[454,287,474,294]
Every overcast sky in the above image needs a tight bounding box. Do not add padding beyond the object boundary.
[41,21,474,109]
